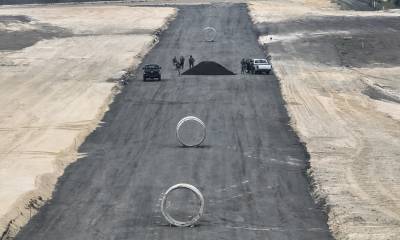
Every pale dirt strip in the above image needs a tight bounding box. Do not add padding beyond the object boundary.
[0,5,173,34]
[249,1,400,239]
[0,5,176,239]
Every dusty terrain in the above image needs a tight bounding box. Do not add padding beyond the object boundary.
[250,0,400,239]
[0,5,176,239]
[15,4,332,240]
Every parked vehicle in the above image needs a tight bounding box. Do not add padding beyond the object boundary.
[143,64,162,81]
[251,58,272,74]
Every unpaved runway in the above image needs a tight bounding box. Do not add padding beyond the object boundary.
[16,4,332,240]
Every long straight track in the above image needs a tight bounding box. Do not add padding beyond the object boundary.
[16,4,333,240]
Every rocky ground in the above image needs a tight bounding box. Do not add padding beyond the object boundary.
[250,0,400,239]
[0,5,176,238]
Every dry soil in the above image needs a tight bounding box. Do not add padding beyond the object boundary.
[249,1,400,239]
[0,5,176,239]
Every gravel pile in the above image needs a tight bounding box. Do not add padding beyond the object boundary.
[182,61,235,75]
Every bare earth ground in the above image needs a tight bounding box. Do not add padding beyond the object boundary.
[249,0,400,239]
[13,4,333,240]
[0,5,176,238]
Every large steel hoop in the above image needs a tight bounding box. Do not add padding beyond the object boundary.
[176,116,206,147]
[203,27,217,42]
[160,183,205,227]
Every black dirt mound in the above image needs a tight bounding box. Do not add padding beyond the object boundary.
[182,61,235,75]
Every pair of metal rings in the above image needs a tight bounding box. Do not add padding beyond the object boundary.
[161,117,206,227]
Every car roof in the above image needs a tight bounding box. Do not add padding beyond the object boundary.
[144,64,160,68]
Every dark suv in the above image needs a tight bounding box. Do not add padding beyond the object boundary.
[143,64,161,81]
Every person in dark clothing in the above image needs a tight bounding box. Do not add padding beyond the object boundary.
[180,56,185,69]
[172,56,178,66]
[189,55,195,69]
[246,59,252,73]
[175,61,181,76]
[241,58,246,74]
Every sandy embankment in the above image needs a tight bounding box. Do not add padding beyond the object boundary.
[249,1,400,239]
[0,5,176,239]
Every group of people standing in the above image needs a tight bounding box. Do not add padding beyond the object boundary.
[173,55,195,75]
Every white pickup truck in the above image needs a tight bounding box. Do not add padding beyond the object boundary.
[251,58,272,74]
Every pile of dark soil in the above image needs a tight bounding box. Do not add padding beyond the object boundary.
[182,61,235,75]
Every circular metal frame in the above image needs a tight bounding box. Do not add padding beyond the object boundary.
[176,116,206,147]
[203,27,217,42]
[161,183,205,227]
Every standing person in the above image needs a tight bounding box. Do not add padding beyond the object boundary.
[175,61,181,76]
[241,58,246,74]
[172,56,178,66]
[180,56,185,69]
[189,55,195,69]
[246,59,252,74]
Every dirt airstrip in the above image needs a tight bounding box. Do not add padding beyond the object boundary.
[13,3,333,240]
[1,0,399,239]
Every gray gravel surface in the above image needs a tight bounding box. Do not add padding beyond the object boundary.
[16,4,332,240]
[336,0,373,10]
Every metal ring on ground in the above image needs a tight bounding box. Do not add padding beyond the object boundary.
[203,27,217,42]
[176,116,206,147]
[161,183,205,227]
